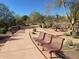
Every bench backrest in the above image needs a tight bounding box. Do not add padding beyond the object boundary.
[43,33,53,43]
[50,37,65,51]
[38,32,46,40]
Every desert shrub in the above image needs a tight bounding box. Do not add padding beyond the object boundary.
[46,23,52,28]
[75,32,79,36]
[72,32,79,38]
[65,40,73,46]
[0,28,8,34]
[43,25,47,28]
[73,43,79,52]
[33,28,36,32]
[64,32,71,36]
[65,40,79,52]
[48,23,52,28]
[8,26,20,34]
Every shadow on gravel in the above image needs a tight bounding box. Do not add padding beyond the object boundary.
[56,50,79,59]
[8,38,22,41]
[56,51,70,59]
[0,35,11,48]
[0,36,11,43]
[0,29,25,48]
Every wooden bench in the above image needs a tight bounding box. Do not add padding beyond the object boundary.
[33,32,65,59]
[42,36,65,59]
[37,33,53,45]
[33,32,46,42]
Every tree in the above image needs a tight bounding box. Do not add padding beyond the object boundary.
[21,15,29,25]
[54,0,79,34]
[16,19,24,25]
[14,15,23,25]
[21,15,28,21]
[0,3,14,27]
[0,20,7,28]
[9,17,16,26]
[30,12,43,24]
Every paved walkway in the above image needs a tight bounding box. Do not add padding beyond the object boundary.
[0,29,45,59]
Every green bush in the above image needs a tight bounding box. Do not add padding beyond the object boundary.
[0,28,8,34]
[8,26,20,34]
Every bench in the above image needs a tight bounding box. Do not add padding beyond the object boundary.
[37,33,53,45]
[33,32,65,59]
[33,32,46,42]
[42,36,65,59]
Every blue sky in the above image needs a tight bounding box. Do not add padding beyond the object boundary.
[0,0,67,16]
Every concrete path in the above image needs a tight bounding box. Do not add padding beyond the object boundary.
[0,29,45,59]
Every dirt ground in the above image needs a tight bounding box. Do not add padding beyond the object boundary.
[0,28,79,59]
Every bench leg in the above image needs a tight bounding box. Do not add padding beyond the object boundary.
[50,52,60,59]
[37,43,42,46]
[37,43,41,46]
[37,43,40,45]
[42,47,45,51]
[50,52,52,59]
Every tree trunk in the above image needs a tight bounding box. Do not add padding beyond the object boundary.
[63,2,70,20]
[63,3,74,35]
[70,18,75,35]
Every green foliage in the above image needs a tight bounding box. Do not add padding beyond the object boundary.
[54,0,79,36]
[0,28,8,34]
[0,3,29,33]
[0,3,17,34]
[30,12,45,24]
[55,0,79,24]
[14,15,27,25]
[30,12,41,21]
[0,3,14,26]
[8,26,20,34]
[0,20,7,28]
[21,15,29,25]
[0,3,74,34]
[16,19,24,25]
[21,15,28,21]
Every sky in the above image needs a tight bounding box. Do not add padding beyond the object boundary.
[0,0,67,16]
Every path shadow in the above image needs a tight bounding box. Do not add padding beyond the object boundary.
[8,38,22,41]
[0,35,11,43]
[55,51,70,59]
[0,29,25,49]
[0,35,11,48]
